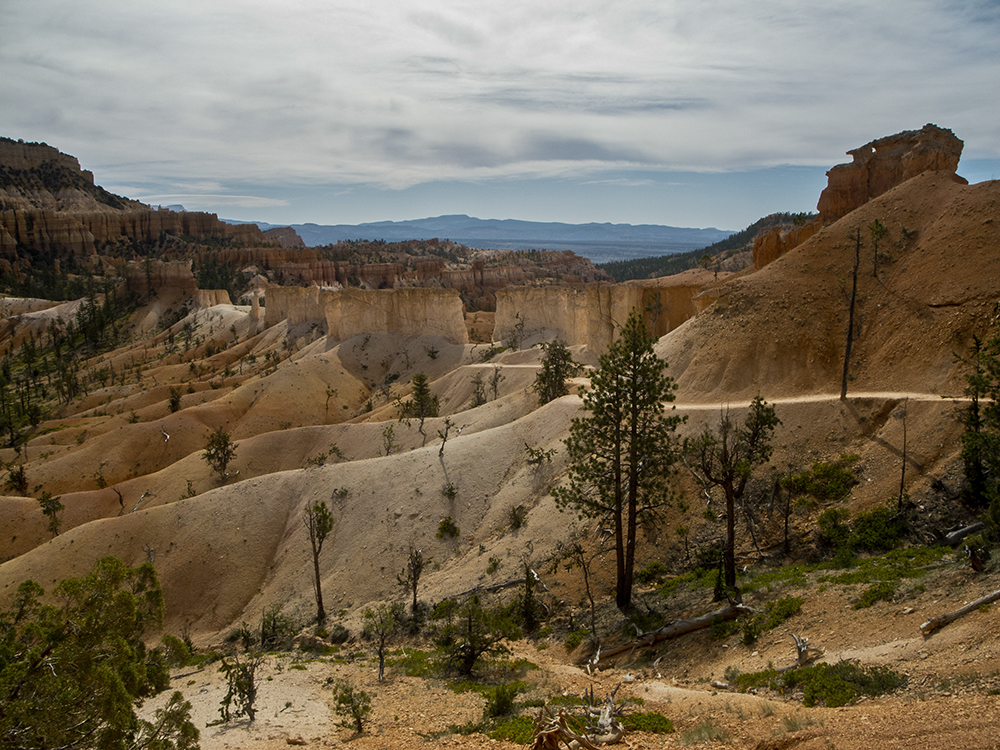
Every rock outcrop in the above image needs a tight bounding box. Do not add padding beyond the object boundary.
[816,123,965,222]
[263,286,468,344]
[494,271,714,353]
[0,138,275,256]
[0,207,272,258]
[262,226,305,248]
[751,124,966,270]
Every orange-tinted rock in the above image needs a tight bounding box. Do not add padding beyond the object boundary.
[816,124,965,222]
[751,220,821,269]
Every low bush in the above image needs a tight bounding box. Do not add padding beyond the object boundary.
[783,454,860,501]
[635,560,669,585]
[735,661,906,707]
[853,581,895,609]
[850,504,904,552]
[623,712,674,734]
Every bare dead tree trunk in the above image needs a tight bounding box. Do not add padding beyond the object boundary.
[920,587,1000,636]
[898,399,908,512]
[841,229,862,400]
[593,603,753,663]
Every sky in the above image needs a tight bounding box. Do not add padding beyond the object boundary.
[2,0,999,232]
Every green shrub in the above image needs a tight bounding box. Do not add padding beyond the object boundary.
[331,680,372,733]
[762,596,804,629]
[260,604,297,650]
[711,616,739,641]
[483,683,520,718]
[623,712,674,734]
[817,507,850,548]
[487,715,535,743]
[564,629,589,650]
[736,661,906,707]
[853,581,895,609]
[387,648,434,677]
[635,560,669,585]
[850,504,903,552]
[437,516,460,539]
[783,454,860,501]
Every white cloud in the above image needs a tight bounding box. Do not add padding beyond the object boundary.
[1,0,998,224]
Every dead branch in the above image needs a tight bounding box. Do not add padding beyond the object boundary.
[933,522,986,547]
[452,577,527,598]
[920,586,1000,636]
[593,604,755,664]
[530,686,625,750]
[777,634,823,672]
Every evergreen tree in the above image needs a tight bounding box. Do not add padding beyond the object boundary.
[203,426,238,482]
[532,339,581,404]
[399,372,439,442]
[0,557,199,750]
[304,501,335,625]
[552,310,682,610]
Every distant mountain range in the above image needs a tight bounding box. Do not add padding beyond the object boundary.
[227,214,735,265]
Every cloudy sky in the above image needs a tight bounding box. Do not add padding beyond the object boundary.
[3,1,998,231]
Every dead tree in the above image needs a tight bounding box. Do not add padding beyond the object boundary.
[841,228,863,400]
[920,587,1000,636]
[593,603,755,664]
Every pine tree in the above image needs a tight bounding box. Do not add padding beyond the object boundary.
[552,310,682,610]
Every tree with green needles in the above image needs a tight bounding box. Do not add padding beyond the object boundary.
[37,491,63,537]
[0,557,199,750]
[532,339,581,405]
[399,372,439,443]
[203,426,238,482]
[363,602,403,680]
[552,310,683,610]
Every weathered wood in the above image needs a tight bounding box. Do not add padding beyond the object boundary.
[920,587,1000,636]
[593,604,752,664]
[936,522,986,547]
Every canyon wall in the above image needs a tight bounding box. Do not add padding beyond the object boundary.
[263,286,468,344]
[494,271,713,352]
[0,208,271,258]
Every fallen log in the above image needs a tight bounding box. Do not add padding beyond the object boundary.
[934,522,986,547]
[594,604,753,664]
[919,586,1000,636]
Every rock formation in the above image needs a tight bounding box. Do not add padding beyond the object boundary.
[0,138,275,257]
[751,124,966,270]
[263,286,468,343]
[494,271,714,353]
[816,123,965,222]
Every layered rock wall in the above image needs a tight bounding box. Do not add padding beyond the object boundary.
[0,207,272,257]
[494,272,712,352]
[263,287,468,343]
[751,124,965,270]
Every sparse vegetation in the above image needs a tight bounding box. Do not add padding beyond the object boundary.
[553,310,683,610]
[331,679,372,733]
[203,426,238,481]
